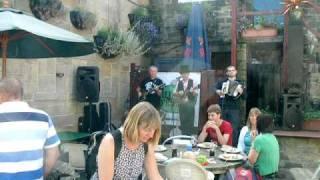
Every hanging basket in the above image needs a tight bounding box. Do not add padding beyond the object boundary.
[241,27,278,38]
[29,0,64,20]
[128,14,152,26]
[93,35,119,59]
[70,10,96,30]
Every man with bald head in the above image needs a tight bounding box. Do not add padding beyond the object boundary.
[137,66,164,110]
[0,78,60,179]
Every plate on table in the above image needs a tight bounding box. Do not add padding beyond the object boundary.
[197,142,217,149]
[155,153,168,162]
[155,145,167,152]
[220,145,240,154]
[218,153,244,161]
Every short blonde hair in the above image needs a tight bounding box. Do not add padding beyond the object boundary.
[207,104,222,114]
[247,107,261,129]
[123,102,161,145]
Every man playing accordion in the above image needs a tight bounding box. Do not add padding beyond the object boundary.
[215,65,245,146]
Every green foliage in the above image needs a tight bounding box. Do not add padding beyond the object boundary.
[122,30,149,56]
[95,27,148,58]
[304,109,320,120]
[131,6,149,17]
[130,5,161,27]
[254,15,279,29]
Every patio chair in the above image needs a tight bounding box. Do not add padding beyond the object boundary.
[165,158,210,180]
[162,135,197,146]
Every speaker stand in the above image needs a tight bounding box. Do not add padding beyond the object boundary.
[88,101,93,133]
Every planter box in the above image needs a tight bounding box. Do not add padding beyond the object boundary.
[241,28,278,38]
[303,119,320,131]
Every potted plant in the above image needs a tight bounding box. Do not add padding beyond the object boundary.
[128,7,150,26]
[94,27,148,59]
[303,108,320,131]
[134,21,159,46]
[240,16,278,38]
[29,0,64,20]
[70,7,96,30]
[94,27,122,58]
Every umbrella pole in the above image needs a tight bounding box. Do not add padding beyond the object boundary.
[1,32,9,78]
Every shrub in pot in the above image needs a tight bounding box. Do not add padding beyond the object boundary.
[239,16,278,38]
[94,27,148,59]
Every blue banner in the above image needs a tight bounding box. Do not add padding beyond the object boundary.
[183,3,211,71]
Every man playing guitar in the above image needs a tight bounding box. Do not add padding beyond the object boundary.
[173,65,199,135]
[137,66,164,110]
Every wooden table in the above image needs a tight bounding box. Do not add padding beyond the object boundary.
[157,145,244,175]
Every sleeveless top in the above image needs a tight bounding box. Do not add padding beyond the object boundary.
[243,131,252,155]
[113,135,145,180]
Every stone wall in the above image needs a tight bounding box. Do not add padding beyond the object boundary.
[4,0,147,131]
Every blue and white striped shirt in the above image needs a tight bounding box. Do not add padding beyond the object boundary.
[0,101,61,180]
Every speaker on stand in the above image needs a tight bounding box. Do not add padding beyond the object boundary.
[76,66,100,133]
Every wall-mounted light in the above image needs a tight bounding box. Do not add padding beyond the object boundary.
[56,72,64,78]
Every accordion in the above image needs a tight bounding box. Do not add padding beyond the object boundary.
[221,80,242,99]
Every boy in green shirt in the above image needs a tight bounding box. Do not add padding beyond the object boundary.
[248,115,280,179]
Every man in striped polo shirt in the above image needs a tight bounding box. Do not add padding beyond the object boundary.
[0,78,60,179]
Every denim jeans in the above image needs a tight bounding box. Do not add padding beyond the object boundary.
[222,109,240,147]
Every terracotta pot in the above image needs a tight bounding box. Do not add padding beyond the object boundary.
[303,119,320,131]
[241,28,278,38]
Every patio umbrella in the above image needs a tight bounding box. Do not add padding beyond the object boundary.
[183,3,211,71]
[0,8,94,77]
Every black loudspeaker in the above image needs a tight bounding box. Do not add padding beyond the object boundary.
[281,94,303,130]
[76,66,100,102]
[83,104,100,133]
[99,102,112,132]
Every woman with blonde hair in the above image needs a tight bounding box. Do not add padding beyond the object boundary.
[95,102,163,180]
[237,107,261,155]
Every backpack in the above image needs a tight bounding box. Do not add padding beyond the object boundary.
[85,129,148,179]
[224,167,257,180]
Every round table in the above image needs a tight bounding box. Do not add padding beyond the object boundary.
[157,145,244,175]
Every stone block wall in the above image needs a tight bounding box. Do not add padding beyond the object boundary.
[5,55,144,131]
[3,0,146,131]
